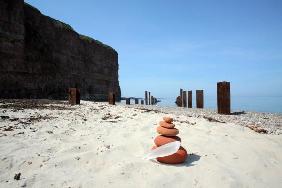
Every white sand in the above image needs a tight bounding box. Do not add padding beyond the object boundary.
[0,101,281,188]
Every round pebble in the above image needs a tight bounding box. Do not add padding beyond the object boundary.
[154,135,181,146]
[163,117,173,123]
[159,121,175,129]
[152,146,188,164]
[157,126,179,136]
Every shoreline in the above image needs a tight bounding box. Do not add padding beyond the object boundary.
[1,99,281,135]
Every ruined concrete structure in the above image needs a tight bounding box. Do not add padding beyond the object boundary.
[0,0,121,101]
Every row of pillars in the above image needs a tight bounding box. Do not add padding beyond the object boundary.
[180,89,204,108]
[125,98,146,105]
[69,82,230,115]
[68,88,117,106]
[69,90,158,106]
[145,91,157,105]
[178,81,231,114]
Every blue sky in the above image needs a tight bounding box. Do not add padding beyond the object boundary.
[25,0,282,99]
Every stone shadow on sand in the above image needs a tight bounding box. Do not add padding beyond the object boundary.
[178,153,201,167]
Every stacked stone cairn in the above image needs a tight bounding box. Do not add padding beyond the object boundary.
[152,117,188,164]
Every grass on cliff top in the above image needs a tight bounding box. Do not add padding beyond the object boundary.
[25,2,74,31]
[79,35,115,51]
[52,19,74,31]
[24,2,114,51]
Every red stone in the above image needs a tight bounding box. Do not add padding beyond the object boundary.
[154,135,181,146]
[163,117,173,123]
[159,121,175,129]
[157,126,179,136]
[152,146,188,164]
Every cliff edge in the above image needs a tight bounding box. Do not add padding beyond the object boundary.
[0,0,121,101]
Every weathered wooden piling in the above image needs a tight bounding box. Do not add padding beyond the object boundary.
[196,90,204,108]
[141,100,144,105]
[135,98,139,104]
[151,96,154,105]
[126,98,130,105]
[188,90,192,108]
[217,81,231,114]
[145,91,148,105]
[182,90,187,107]
[148,92,151,105]
[180,88,183,107]
[68,88,80,105]
[108,92,115,105]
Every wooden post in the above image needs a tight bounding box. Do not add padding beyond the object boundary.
[126,98,130,105]
[196,90,204,108]
[188,90,192,108]
[69,88,80,105]
[186,91,189,107]
[135,98,139,104]
[151,96,154,105]
[108,92,115,105]
[148,92,151,105]
[145,91,148,105]
[141,100,144,105]
[182,90,187,107]
[180,88,183,107]
[217,81,231,114]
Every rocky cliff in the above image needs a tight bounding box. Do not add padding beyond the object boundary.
[0,0,121,101]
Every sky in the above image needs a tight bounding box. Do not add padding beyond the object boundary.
[25,0,282,100]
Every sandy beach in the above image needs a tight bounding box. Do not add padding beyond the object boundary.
[0,100,281,188]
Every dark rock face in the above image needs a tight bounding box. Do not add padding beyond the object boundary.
[0,0,121,101]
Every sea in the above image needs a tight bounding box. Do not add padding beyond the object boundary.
[156,96,282,114]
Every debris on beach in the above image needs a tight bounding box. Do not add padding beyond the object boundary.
[14,173,21,180]
[131,105,282,135]
[3,126,14,131]
[0,99,71,111]
[101,113,121,122]
[174,119,197,125]
[203,116,225,123]
[0,115,9,120]
[247,125,268,134]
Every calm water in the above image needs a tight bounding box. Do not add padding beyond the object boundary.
[156,96,282,113]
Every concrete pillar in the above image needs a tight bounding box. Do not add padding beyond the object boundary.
[126,98,130,105]
[217,81,231,114]
[145,91,148,105]
[182,90,187,107]
[188,90,192,108]
[180,88,183,107]
[196,90,204,108]
[108,92,115,105]
[68,88,80,105]
[135,98,139,104]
